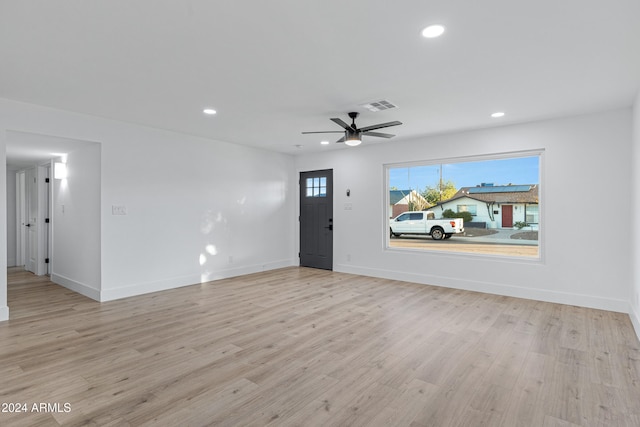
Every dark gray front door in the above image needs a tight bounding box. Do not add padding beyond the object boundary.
[300,170,333,270]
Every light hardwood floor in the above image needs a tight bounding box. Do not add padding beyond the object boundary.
[1,267,639,426]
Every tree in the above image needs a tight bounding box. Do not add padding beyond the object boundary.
[408,196,430,212]
[421,180,457,205]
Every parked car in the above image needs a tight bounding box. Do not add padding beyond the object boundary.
[390,211,464,240]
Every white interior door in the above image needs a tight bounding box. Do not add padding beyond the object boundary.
[16,171,27,266]
[25,167,38,273]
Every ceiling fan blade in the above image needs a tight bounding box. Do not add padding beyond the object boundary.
[301,131,345,134]
[336,136,346,143]
[363,131,395,138]
[359,121,402,132]
[330,118,351,130]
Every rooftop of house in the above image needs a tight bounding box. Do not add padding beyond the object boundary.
[390,189,416,205]
[443,184,539,205]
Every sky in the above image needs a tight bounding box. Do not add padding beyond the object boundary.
[389,155,539,191]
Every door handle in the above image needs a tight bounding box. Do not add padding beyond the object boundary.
[25,224,31,228]
[324,225,333,230]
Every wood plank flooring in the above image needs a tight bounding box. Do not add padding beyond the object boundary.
[1,267,639,426]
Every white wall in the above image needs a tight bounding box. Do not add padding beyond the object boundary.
[0,98,296,312]
[5,170,16,267]
[0,131,7,321]
[51,145,101,299]
[99,127,296,301]
[631,91,640,339]
[296,109,633,313]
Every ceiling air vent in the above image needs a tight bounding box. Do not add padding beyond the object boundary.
[360,100,398,112]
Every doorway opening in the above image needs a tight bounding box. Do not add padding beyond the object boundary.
[5,130,102,318]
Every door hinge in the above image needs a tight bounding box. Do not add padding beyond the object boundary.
[45,178,50,183]
[298,252,300,258]
[45,258,49,264]
[45,218,50,223]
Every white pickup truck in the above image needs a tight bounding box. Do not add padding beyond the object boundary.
[390,211,464,240]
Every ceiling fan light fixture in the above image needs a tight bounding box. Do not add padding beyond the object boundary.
[345,135,362,147]
[302,112,401,146]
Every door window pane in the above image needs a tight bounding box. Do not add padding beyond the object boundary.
[306,176,328,198]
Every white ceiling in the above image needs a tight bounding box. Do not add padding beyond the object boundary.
[5,131,99,171]
[1,1,639,157]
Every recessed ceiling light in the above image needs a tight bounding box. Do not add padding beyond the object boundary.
[321,140,330,145]
[422,25,445,38]
[491,112,505,118]
[203,108,217,115]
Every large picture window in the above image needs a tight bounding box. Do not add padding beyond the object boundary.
[386,151,541,259]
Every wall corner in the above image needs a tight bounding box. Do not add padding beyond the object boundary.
[630,303,640,344]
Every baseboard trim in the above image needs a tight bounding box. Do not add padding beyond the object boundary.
[51,273,101,301]
[100,259,296,302]
[0,305,8,322]
[630,303,640,343]
[335,263,629,314]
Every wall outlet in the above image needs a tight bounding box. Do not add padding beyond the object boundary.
[112,205,127,215]
[228,255,233,264]
[347,254,351,262]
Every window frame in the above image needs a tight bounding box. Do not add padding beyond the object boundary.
[456,204,478,216]
[384,149,544,262]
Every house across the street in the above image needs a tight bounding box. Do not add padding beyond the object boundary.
[431,183,539,229]
[389,189,429,218]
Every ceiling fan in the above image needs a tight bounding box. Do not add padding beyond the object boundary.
[302,112,402,146]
